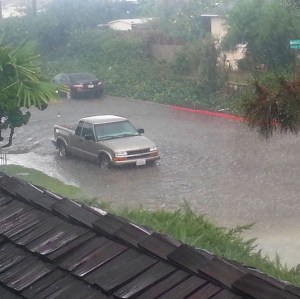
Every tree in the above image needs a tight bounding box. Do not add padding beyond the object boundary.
[244,76,300,138]
[221,0,300,137]
[0,42,58,147]
[285,0,300,9]
[222,0,300,71]
[148,0,217,40]
[173,36,227,93]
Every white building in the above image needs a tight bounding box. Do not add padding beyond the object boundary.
[201,14,228,40]
[201,14,246,70]
[107,18,152,31]
[2,6,25,18]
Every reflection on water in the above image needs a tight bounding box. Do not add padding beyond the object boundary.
[7,153,78,186]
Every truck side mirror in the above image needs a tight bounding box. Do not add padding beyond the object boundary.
[138,128,144,134]
[85,134,95,141]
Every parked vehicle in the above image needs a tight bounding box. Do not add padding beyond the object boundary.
[53,72,104,98]
[52,115,160,168]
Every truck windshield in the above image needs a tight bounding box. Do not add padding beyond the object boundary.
[94,121,139,141]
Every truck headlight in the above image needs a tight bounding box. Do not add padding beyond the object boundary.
[149,146,157,152]
[115,151,128,157]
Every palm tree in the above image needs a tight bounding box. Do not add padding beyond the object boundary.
[0,42,58,147]
[244,77,300,138]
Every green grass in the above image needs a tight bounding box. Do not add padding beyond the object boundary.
[0,164,83,199]
[1,164,300,286]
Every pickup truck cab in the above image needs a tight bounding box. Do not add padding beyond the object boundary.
[52,115,160,168]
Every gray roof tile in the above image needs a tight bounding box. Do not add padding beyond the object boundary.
[0,172,299,298]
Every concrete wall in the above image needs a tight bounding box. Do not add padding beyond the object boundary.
[211,16,228,39]
[209,16,246,70]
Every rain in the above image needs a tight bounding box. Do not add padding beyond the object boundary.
[2,0,300,271]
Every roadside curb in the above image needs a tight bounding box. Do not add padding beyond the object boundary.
[171,105,245,122]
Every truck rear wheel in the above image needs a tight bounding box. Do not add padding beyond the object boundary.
[58,142,69,158]
[99,154,110,169]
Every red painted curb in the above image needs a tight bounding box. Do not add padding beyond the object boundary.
[171,105,245,122]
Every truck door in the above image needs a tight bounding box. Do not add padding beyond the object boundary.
[81,122,98,161]
[70,120,86,157]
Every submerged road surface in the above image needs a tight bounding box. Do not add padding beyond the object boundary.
[7,95,300,267]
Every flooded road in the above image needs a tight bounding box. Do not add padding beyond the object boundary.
[7,95,300,267]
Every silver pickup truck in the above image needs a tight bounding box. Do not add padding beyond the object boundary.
[52,115,160,168]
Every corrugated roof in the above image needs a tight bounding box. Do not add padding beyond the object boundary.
[0,172,299,298]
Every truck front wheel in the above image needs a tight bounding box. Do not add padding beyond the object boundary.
[99,154,110,169]
[58,142,69,158]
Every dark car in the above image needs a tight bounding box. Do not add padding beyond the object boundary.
[53,72,104,99]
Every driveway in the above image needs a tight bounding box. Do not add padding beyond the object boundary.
[7,95,300,268]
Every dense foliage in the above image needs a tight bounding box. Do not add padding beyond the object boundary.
[43,28,228,110]
[146,0,212,40]
[222,0,300,136]
[0,42,57,147]
[243,75,300,138]
[223,0,300,71]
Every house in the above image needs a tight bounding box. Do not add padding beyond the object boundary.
[107,18,152,31]
[2,6,25,18]
[0,172,299,298]
[201,14,246,70]
[201,14,228,40]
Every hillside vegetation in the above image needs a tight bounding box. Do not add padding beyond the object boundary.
[0,0,245,115]
[44,30,238,112]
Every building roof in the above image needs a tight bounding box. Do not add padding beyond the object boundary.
[201,14,220,17]
[0,172,299,298]
[108,18,151,25]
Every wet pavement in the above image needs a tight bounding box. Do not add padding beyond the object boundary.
[7,95,300,268]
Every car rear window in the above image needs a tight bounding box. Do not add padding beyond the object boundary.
[69,73,97,82]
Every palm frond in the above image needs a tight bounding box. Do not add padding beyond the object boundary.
[244,77,300,138]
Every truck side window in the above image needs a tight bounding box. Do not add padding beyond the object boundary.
[82,122,95,140]
[75,121,84,136]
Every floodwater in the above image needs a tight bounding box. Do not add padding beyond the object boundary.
[7,95,300,268]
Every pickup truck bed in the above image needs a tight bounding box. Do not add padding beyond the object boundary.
[55,123,77,132]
